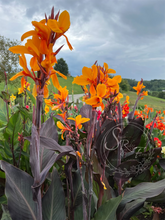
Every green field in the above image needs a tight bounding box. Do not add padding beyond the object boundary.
[0,76,165,111]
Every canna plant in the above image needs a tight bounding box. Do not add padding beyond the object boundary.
[0,6,165,220]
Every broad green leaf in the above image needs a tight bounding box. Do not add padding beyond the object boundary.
[0,195,7,204]
[94,195,122,220]
[0,98,9,124]
[1,160,37,220]
[5,111,23,145]
[42,167,66,220]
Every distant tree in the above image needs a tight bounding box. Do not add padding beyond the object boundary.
[120,79,130,92]
[0,35,20,83]
[54,58,69,76]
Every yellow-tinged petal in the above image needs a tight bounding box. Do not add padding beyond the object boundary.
[43,85,49,98]
[18,87,23,94]
[30,57,40,71]
[53,69,67,79]
[85,96,102,106]
[19,54,29,74]
[107,68,116,74]
[91,65,97,80]
[113,75,122,83]
[57,121,66,130]
[63,34,73,50]
[82,66,92,78]
[51,73,60,89]
[72,75,89,85]
[10,71,24,81]
[32,84,37,98]
[25,39,40,57]
[90,84,96,96]
[67,117,75,121]
[47,19,63,33]
[104,62,108,71]
[9,45,31,54]
[21,30,37,41]
[32,21,50,40]
[10,94,16,101]
[58,10,70,32]
[45,105,49,114]
[80,118,90,124]
[97,84,106,98]
[40,40,49,54]
[21,77,25,89]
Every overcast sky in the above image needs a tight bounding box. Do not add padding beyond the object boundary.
[0,0,165,80]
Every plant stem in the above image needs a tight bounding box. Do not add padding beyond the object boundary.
[77,159,87,220]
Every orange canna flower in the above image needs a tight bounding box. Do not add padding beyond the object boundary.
[67,115,90,130]
[133,81,145,95]
[57,121,72,140]
[85,84,106,110]
[125,96,129,104]
[72,65,97,86]
[104,62,116,74]
[47,10,73,50]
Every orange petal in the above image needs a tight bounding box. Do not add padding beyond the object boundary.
[97,84,106,98]
[57,121,66,130]
[40,40,49,54]
[10,71,24,81]
[113,75,122,83]
[80,118,90,124]
[21,77,25,89]
[30,57,40,71]
[91,65,97,80]
[47,19,63,33]
[9,45,30,54]
[104,62,108,71]
[67,117,75,121]
[63,34,73,50]
[72,75,89,85]
[51,73,60,89]
[21,30,37,41]
[85,96,101,106]
[32,84,37,98]
[58,10,70,32]
[107,68,116,74]
[43,85,49,98]
[90,84,96,96]
[25,39,40,57]
[54,70,67,79]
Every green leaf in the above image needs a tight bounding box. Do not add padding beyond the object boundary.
[18,106,32,121]
[0,98,9,124]
[0,170,5,178]
[1,205,12,220]
[94,195,122,220]
[5,111,23,145]
[1,160,37,220]
[42,167,66,220]
[0,195,7,204]
[26,90,36,106]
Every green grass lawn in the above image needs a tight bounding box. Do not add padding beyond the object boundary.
[1,75,165,111]
[122,91,165,111]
